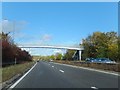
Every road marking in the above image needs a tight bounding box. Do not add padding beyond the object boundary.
[9,62,37,88]
[91,86,98,89]
[51,62,119,76]
[52,66,54,67]
[59,70,64,73]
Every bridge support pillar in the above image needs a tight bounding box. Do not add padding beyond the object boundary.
[76,50,81,61]
[72,50,82,61]
[78,50,81,61]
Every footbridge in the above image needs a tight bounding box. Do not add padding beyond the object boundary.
[18,45,84,60]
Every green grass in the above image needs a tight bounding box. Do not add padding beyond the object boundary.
[2,61,35,82]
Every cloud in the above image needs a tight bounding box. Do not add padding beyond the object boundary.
[42,34,52,41]
[1,19,28,33]
[17,33,53,46]
[0,19,53,46]
[0,19,31,42]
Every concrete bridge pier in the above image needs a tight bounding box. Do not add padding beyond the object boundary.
[78,50,81,61]
[72,50,82,61]
[76,50,81,61]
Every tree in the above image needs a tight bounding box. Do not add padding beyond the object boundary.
[82,31,118,61]
[106,32,118,61]
[55,53,62,60]
[63,50,76,60]
[1,32,32,66]
[50,55,55,60]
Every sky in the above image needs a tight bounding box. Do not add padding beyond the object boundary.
[2,2,118,56]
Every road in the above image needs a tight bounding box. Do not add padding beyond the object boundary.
[12,61,119,89]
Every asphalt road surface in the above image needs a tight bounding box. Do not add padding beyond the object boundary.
[12,61,119,89]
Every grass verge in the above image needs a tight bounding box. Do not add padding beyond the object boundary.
[2,61,35,83]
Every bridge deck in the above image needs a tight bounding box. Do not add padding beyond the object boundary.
[18,45,84,50]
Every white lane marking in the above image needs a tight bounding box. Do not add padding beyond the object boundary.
[52,66,54,67]
[9,62,37,88]
[91,86,98,89]
[59,70,64,73]
[51,62,119,76]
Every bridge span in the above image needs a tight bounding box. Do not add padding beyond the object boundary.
[18,45,84,50]
[18,45,84,60]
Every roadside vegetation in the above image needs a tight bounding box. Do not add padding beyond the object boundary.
[2,61,35,82]
[81,31,119,62]
[53,60,120,72]
[1,32,32,67]
[1,32,34,84]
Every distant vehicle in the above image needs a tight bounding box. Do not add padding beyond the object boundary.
[85,58,116,64]
[50,59,53,62]
[85,58,95,62]
[95,58,116,64]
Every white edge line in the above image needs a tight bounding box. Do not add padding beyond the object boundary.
[9,62,37,88]
[51,62,119,76]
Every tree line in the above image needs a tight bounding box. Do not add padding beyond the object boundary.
[63,31,119,61]
[81,31,119,61]
[1,32,32,66]
[33,53,63,61]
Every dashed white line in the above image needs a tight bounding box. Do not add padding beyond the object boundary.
[59,70,64,73]
[91,86,98,89]
[52,66,54,67]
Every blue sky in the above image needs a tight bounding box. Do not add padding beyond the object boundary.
[2,2,118,55]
